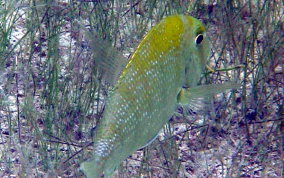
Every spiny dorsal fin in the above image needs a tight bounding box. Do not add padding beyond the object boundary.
[85,31,128,86]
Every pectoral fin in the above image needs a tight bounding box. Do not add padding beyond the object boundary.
[177,82,241,106]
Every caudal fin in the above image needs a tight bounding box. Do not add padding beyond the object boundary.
[80,158,103,178]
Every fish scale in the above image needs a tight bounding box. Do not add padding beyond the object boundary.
[81,15,210,177]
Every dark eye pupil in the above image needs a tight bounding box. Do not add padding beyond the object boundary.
[195,34,203,44]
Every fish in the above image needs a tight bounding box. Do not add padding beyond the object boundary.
[80,14,238,177]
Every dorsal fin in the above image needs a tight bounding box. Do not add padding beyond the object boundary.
[85,31,128,86]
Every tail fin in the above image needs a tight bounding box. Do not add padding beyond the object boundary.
[80,158,103,178]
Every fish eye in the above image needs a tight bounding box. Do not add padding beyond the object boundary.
[195,34,203,45]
